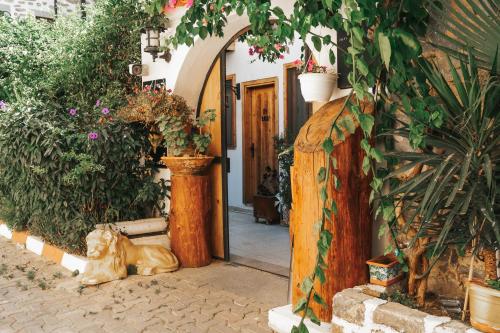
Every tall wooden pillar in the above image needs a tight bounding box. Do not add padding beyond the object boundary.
[290,97,373,322]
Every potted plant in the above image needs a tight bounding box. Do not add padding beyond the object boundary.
[253,167,280,225]
[469,277,500,333]
[381,52,499,317]
[117,86,192,162]
[157,107,216,268]
[366,254,404,286]
[296,58,338,102]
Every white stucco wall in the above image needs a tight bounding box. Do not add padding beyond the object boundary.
[225,38,303,209]
[0,0,93,18]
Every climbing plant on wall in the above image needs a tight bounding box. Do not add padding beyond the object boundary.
[141,0,489,330]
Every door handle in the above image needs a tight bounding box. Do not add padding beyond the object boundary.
[250,143,255,158]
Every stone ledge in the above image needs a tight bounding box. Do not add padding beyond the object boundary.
[331,286,480,333]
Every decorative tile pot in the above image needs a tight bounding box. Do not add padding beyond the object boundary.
[366,254,403,286]
[469,280,500,333]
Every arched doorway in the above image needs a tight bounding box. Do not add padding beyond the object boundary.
[196,27,312,276]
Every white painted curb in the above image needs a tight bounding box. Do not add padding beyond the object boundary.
[268,304,331,333]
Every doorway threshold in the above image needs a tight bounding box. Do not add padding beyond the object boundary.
[230,254,289,278]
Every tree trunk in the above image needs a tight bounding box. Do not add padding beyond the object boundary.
[290,97,373,322]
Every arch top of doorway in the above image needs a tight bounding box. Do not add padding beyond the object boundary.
[171,5,316,109]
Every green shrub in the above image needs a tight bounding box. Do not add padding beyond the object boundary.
[0,99,167,253]
[0,0,167,253]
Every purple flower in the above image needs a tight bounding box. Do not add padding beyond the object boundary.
[101,107,110,115]
[88,132,99,140]
[0,100,6,110]
[95,100,101,107]
[68,108,77,116]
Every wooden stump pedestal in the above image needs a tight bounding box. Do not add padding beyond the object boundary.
[161,156,213,268]
[291,97,373,322]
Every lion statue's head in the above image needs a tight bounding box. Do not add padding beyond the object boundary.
[86,229,119,259]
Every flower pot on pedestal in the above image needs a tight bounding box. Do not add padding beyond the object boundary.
[161,156,213,268]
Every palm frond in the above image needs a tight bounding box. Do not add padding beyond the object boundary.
[428,0,500,72]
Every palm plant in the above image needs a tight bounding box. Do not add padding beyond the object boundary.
[428,0,500,72]
[382,53,499,302]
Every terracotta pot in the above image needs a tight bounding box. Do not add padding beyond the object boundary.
[253,195,279,225]
[298,73,337,102]
[366,254,404,286]
[469,280,500,333]
[160,156,213,175]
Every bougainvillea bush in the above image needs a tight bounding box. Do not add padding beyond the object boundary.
[0,0,167,253]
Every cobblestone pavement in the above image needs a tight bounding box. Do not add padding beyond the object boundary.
[0,237,289,333]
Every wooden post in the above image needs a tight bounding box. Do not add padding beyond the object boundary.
[170,173,211,267]
[290,97,373,322]
[162,156,213,268]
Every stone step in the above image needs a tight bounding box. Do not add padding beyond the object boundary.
[96,218,167,236]
[130,234,171,250]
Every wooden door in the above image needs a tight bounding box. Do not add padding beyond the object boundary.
[200,58,226,259]
[243,78,278,204]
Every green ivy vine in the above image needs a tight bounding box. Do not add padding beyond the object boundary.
[144,0,447,331]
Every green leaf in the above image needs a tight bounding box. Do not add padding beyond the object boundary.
[315,266,326,284]
[358,113,374,136]
[313,292,326,305]
[293,298,307,313]
[322,138,334,154]
[317,167,326,183]
[356,58,369,76]
[298,322,310,333]
[334,125,345,141]
[301,277,314,294]
[306,308,321,326]
[394,28,421,56]
[362,156,371,175]
[199,26,208,39]
[338,116,356,134]
[320,186,327,202]
[378,32,391,70]
[331,200,338,216]
[312,35,322,52]
[329,49,336,65]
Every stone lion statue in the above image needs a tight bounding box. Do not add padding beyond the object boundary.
[81,228,179,285]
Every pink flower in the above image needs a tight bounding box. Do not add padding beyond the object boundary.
[68,108,77,116]
[274,43,282,51]
[307,59,316,72]
[293,59,302,66]
[101,108,110,115]
[248,47,255,56]
[279,54,284,59]
[88,132,99,140]
[95,100,100,107]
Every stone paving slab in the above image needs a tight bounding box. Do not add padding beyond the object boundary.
[0,237,288,332]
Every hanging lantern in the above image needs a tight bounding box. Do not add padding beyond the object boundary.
[142,26,165,62]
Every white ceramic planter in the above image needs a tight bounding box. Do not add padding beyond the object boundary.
[298,73,337,102]
[469,281,500,333]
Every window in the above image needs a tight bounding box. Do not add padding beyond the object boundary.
[225,74,237,149]
[284,63,312,141]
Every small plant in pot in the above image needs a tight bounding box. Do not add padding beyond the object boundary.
[158,107,216,172]
[296,58,338,102]
[117,86,192,162]
[254,167,280,225]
